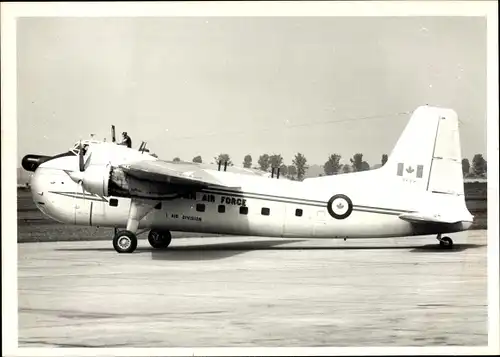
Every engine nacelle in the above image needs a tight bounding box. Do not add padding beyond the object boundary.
[80,165,111,197]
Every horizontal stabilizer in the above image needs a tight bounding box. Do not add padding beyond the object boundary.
[398,212,463,225]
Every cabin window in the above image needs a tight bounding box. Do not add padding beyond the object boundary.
[261,207,270,216]
[295,209,303,217]
[239,206,248,215]
[154,202,162,210]
[109,198,118,207]
[196,203,205,212]
[218,205,226,213]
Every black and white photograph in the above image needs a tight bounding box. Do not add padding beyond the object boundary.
[2,1,498,355]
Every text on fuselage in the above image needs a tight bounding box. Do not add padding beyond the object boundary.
[180,192,247,207]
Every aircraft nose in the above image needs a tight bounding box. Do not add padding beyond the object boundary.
[29,167,76,224]
[30,167,48,210]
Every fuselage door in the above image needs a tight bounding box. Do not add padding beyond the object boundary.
[283,205,313,237]
[313,209,328,237]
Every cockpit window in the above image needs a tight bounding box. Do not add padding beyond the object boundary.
[70,142,89,156]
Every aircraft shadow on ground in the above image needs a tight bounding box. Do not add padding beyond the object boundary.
[54,240,485,261]
[408,243,484,253]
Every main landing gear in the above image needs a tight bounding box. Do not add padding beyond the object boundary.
[113,229,172,253]
[113,230,138,253]
[112,198,172,253]
[147,229,172,249]
[436,233,454,249]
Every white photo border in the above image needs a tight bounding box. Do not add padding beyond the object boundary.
[2,1,498,356]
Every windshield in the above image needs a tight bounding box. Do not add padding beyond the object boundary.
[70,142,89,156]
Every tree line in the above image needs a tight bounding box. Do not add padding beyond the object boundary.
[170,152,487,181]
[462,154,487,178]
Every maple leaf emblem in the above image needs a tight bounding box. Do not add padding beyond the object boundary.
[406,166,414,174]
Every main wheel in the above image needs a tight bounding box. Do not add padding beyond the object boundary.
[439,236,453,249]
[113,230,138,253]
[148,230,172,249]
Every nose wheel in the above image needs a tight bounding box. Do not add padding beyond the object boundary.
[436,234,454,249]
[148,229,172,249]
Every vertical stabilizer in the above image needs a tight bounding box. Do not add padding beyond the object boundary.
[382,105,464,196]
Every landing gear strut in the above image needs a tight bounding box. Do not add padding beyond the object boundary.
[112,198,158,253]
[436,233,454,249]
[148,229,172,249]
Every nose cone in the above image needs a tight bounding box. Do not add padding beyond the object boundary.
[30,167,48,214]
[30,168,75,224]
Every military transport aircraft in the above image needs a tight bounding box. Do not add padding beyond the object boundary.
[21,105,473,253]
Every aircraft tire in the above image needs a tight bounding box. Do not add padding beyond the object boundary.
[439,236,453,249]
[148,230,172,249]
[113,230,138,253]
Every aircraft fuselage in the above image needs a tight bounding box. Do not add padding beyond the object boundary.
[30,166,471,240]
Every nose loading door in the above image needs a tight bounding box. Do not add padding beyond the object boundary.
[74,192,93,225]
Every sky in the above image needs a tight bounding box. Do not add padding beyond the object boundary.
[17,16,487,168]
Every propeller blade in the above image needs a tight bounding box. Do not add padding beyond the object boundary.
[84,152,92,171]
[79,141,84,171]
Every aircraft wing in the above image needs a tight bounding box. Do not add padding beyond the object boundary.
[120,160,239,189]
[398,212,463,225]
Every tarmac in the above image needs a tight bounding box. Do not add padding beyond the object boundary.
[18,229,488,347]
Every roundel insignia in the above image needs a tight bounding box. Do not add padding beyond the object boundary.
[327,194,353,220]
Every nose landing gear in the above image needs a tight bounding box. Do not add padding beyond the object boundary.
[436,233,454,249]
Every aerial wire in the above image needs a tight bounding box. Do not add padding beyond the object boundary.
[161,109,414,142]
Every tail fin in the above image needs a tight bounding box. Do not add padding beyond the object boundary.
[382,105,464,196]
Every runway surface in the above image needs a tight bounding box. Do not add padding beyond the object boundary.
[18,230,487,347]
